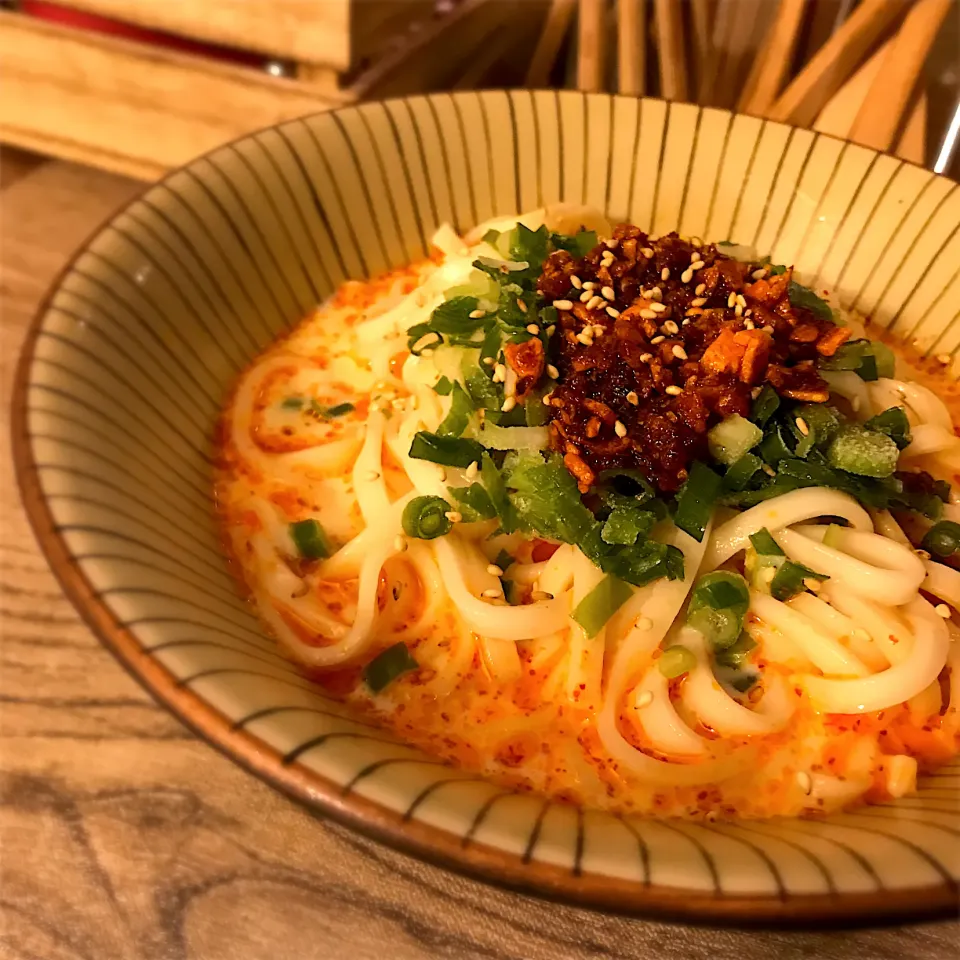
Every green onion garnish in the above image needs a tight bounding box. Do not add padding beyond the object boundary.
[447,483,497,521]
[325,402,355,418]
[281,396,304,410]
[750,384,780,427]
[571,575,634,637]
[770,560,828,602]
[865,406,912,450]
[715,632,757,669]
[686,571,750,649]
[289,518,332,559]
[436,382,474,438]
[723,453,764,492]
[401,496,453,540]
[826,426,899,478]
[921,520,960,559]
[433,376,454,396]
[674,461,722,542]
[494,549,513,571]
[408,431,485,468]
[363,642,419,692]
[658,644,696,678]
[749,527,785,556]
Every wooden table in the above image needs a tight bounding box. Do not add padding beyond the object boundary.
[2,154,957,960]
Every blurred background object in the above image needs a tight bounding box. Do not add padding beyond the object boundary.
[0,0,957,179]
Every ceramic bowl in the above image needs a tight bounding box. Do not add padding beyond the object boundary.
[14,92,960,926]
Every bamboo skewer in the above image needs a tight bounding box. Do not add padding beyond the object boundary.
[848,0,951,152]
[577,0,606,92]
[768,0,908,128]
[617,0,645,95]
[653,0,687,101]
[527,0,578,88]
[813,38,891,138]
[895,91,929,165]
[738,0,808,116]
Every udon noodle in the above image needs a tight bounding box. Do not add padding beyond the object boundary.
[216,207,960,818]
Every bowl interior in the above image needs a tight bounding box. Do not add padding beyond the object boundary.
[16,91,960,924]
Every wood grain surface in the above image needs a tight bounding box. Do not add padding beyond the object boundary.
[1,157,958,960]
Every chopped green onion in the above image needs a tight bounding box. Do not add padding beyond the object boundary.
[768,264,787,276]
[921,520,960,559]
[494,549,514,571]
[571,575,634,637]
[281,396,304,410]
[524,392,549,427]
[401,496,453,540]
[730,672,758,693]
[289,518,332,559]
[509,222,550,268]
[429,296,483,334]
[601,503,657,545]
[826,426,899,478]
[822,523,845,548]
[788,280,833,323]
[749,527,784,556]
[674,461,722,542]
[408,431,485,468]
[363,642,419,692]
[550,229,598,258]
[819,339,870,372]
[865,406,912,450]
[723,453,764,492]
[770,560,828,602]
[436,382,474,438]
[658,644,697,678]
[448,483,497,521]
[856,352,878,382]
[750,384,780,427]
[790,403,840,458]
[686,571,750,649]
[502,578,524,605]
[708,414,763,466]
[715,632,757,669]
[325,402,355,418]
[872,341,896,379]
[759,423,794,465]
[433,376,454,396]
[407,321,439,355]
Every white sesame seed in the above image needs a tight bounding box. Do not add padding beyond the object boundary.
[592,324,605,337]
[546,324,556,336]
[634,690,654,709]
[917,548,931,560]
[695,283,706,295]
[482,356,495,366]
[504,381,516,398]
[445,510,462,523]
[691,297,707,307]
[743,319,755,330]
[363,469,381,482]
[690,250,701,262]
[587,295,605,311]
[526,323,540,335]
[517,298,527,313]
[601,285,616,301]
[803,578,822,593]
[735,304,744,317]
[601,252,615,266]
[691,260,705,271]
[650,335,665,344]
[492,363,506,383]
[727,292,737,308]
[437,466,447,481]
[795,417,809,436]
[744,308,752,317]
[553,299,574,310]
[661,267,670,281]
[614,420,627,437]
[665,385,683,396]
[641,247,654,258]
[412,331,441,353]
[547,364,560,379]
[576,332,594,346]
[636,616,653,630]
[680,268,694,284]
[606,306,620,318]
[662,320,679,334]
[796,771,812,795]
[639,353,653,363]
[530,590,554,601]
[752,268,768,280]
[580,290,593,303]
[672,345,688,360]
[469,308,486,319]
[762,464,776,477]
[605,237,619,249]
[936,603,952,619]
[583,281,596,290]
[486,563,504,577]
[466,460,479,479]
[650,302,667,314]
[481,587,502,598]
[394,535,406,552]
[737,293,748,308]
[501,396,517,412]
[626,390,639,405]
[649,287,663,301]
[938,353,952,365]
[682,318,691,326]
[571,275,583,289]
[639,309,658,320]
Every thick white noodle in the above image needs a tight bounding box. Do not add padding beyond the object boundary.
[801,596,950,713]
[817,584,912,667]
[822,371,873,417]
[787,592,888,672]
[633,658,711,758]
[703,489,872,570]
[352,410,391,526]
[537,544,577,597]
[877,378,954,430]
[432,535,571,640]
[775,525,925,606]
[921,558,960,609]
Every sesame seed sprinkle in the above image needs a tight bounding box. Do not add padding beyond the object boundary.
[553,299,574,310]
[501,396,516,412]
[691,297,707,307]
[796,771,812,795]
[680,267,694,283]
[661,267,670,281]
[526,323,540,335]
[614,420,627,437]
[938,353,952,365]
[662,320,679,334]
[482,356,495,366]
[465,460,479,479]
[795,417,809,436]
[606,306,620,318]
[587,295,605,311]
[672,345,688,360]
[601,285,616,301]
[445,510,463,523]
[936,603,952,619]
[650,335,665,344]
[626,391,639,405]
[727,292,737,308]
[735,304,744,317]
[394,535,407,552]
[580,290,592,302]
[650,301,667,313]
[743,318,755,330]
[570,275,583,289]
[665,385,683,396]
[639,353,653,363]
[583,281,596,290]
[691,260,705,271]
[639,309,658,320]
[605,237,619,249]
[635,690,654,708]
[547,364,560,379]
[480,587,502,599]
[649,286,663,301]
[641,247,654,258]
[486,564,504,577]
[469,308,486,319]
[695,283,706,295]
[752,268,767,280]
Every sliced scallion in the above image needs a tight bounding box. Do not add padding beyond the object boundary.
[281,396,304,410]
[401,496,453,540]
[770,560,828,602]
[408,431,485,468]
[750,384,780,427]
[865,406,912,450]
[674,461,722,542]
[436,382,474,438]
[363,642,418,692]
[571,575,634,637]
[686,571,750,649]
[289,518,332,559]
[658,644,696,679]
[749,527,784,556]
[921,520,960,559]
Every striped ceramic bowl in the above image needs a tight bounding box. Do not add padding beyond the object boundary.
[14,92,960,926]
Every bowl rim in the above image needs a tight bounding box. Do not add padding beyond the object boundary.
[12,90,960,928]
